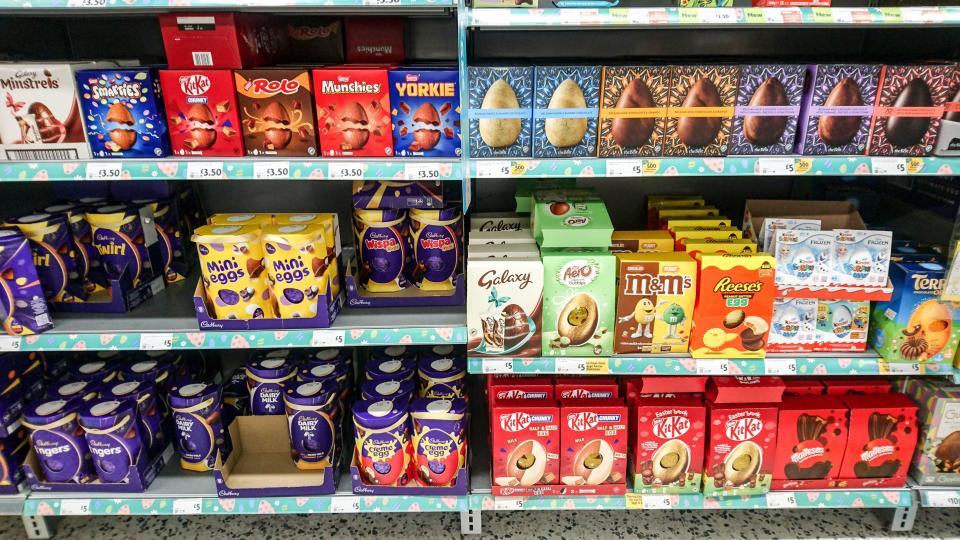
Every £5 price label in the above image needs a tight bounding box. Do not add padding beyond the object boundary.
[493,497,525,511]
[140,333,174,351]
[696,359,729,375]
[330,497,361,513]
[0,336,21,351]
[60,499,92,515]
[481,359,513,374]
[173,499,204,515]
[475,161,511,178]
[641,495,673,509]
[311,330,345,347]
[605,159,644,177]
[765,492,798,509]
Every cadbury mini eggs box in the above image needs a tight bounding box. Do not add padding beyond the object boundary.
[388,68,461,158]
[75,68,171,158]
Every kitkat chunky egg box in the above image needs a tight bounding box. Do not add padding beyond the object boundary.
[75,68,171,158]
[690,253,776,359]
[159,70,244,157]
[388,69,461,158]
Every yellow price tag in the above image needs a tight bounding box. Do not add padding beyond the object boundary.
[905,158,924,174]
[584,359,610,375]
[510,161,528,176]
[793,158,812,175]
[642,159,661,175]
[625,493,643,509]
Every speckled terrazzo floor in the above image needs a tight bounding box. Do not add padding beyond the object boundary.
[2,508,960,539]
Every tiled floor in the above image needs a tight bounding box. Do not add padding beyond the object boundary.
[2,507,960,539]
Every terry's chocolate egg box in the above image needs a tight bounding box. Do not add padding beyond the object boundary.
[159,70,244,157]
[598,65,671,158]
[388,68,460,158]
[468,66,533,158]
[313,67,394,158]
[795,64,882,155]
[663,65,740,157]
[235,69,319,157]
[75,68,171,158]
[867,64,957,156]
[0,62,112,161]
[729,64,806,156]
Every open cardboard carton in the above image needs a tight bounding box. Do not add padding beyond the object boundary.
[22,443,174,493]
[343,247,465,308]
[213,416,336,497]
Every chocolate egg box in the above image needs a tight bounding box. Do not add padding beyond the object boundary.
[868,64,958,156]
[532,65,601,159]
[771,396,848,490]
[729,64,806,155]
[934,66,960,156]
[795,64,882,155]
[835,393,917,488]
[598,66,672,157]
[663,65,740,157]
[234,69,319,157]
[388,68,461,158]
[342,246,466,308]
[313,67,394,158]
[541,248,616,357]
[905,379,960,486]
[469,66,533,158]
[467,256,543,357]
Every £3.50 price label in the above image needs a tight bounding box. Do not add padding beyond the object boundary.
[86,163,123,180]
[405,163,442,181]
[187,162,225,180]
[253,162,290,180]
[173,498,204,515]
[68,0,108,7]
[328,164,365,180]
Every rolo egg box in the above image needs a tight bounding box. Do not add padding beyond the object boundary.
[870,260,960,365]
[532,189,613,249]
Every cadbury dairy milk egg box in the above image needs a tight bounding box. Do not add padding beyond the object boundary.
[0,62,118,161]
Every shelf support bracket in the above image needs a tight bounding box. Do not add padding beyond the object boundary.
[22,514,55,539]
[888,497,918,532]
[460,509,482,535]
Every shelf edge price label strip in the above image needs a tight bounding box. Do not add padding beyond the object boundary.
[67,0,107,7]
[311,330,345,347]
[641,494,673,509]
[871,157,907,175]
[253,161,291,180]
[879,361,923,375]
[493,497,525,511]
[924,490,960,507]
[765,492,798,509]
[85,162,123,181]
[764,357,797,376]
[555,357,587,374]
[606,159,645,177]
[140,333,174,351]
[173,498,204,515]
[405,162,443,181]
[475,160,512,178]
[187,162,225,180]
[481,358,514,374]
[0,335,21,351]
[60,499,91,516]
[696,359,729,375]
[330,496,361,513]
[757,158,796,176]
[328,163,365,180]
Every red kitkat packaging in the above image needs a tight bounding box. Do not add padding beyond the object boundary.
[706,376,785,404]
[491,399,559,494]
[312,67,394,157]
[633,397,706,494]
[560,399,627,494]
[489,376,554,402]
[344,17,405,64]
[782,377,825,397]
[555,377,619,401]
[159,70,244,157]
[772,396,848,490]
[704,402,779,497]
[836,393,918,488]
[822,377,893,396]
[640,376,707,396]
[159,13,284,69]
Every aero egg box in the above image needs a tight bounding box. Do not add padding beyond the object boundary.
[468,66,533,158]
[533,66,601,158]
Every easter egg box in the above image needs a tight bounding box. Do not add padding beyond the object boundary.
[192,274,343,330]
[343,247,465,308]
[214,415,337,497]
[22,443,174,493]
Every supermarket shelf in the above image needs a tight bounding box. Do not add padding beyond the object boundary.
[0,159,463,182]
[5,278,466,352]
[0,492,26,516]
[467,352,959,378]
[466,6,959,28]
[22,458,467,515]
[469,156,958,178]
[0,0,454,11]
[776,281,894,302]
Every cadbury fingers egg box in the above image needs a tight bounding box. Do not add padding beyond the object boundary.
[533,66,600,158]
[468,66,533,158]
[389,68,461,158]
[729,65,806,156]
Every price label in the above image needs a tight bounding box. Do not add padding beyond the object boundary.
[328,164,365,180]
[363,0,402,5]
[311,330,345,347]
[879,361,922,375]
[764,357,797,376]
[606,159,645,177]
[871,157,907,175]
[493,497,525,511]
[253,162,291,180]
[405,163,442,181]
[561,9,588,25]
[60,499,91,515]
[187,162,225,180]
[696,360,729,375]
[699,9,737,24]
[642,495,673,509]
[555,357,587,374]
[330,496,361,513]
[481,359,514,374]
[173,498,203,515]
[624,493,643,509]
[757,158,796,176]
[765,492,798,509]
[925,490,960,507]
[584,359,610,375]
[86,163,123,180]
[68,0,107,7]
[475,161,512,178]
[0,336,21,351]
[140,333,174,351]
[832,8,854,23]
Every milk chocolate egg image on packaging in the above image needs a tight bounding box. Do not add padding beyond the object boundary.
[651,439,690,484]
[413,103,442,150]
[504,439,548,486]
[885,78,933,148]
[612,79,656,148]
[678,78,723,147]
[572,439,615,485]
[724,441,761,485]
[263,101,292,150]
[818,78,864,146]
[546,79,588,148]
[29,103,66,143]
[186,103,217,150]
[340,101,370,150]
[744,78,790,146]
[106,103,137,150]
[557,292,599,346]
[480,79,522,148]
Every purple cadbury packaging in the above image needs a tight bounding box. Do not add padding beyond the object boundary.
[283,381,338,470]
[352,398,412,487]
[245,351,298,415]
[796,64,882,155]
[410,397,466,487]
[9,213,87,303]
[104,380,167,453]
[168,382,232,472]
[78,397,145,483]
[0,229,54,335]
[729,64,806,155]
[22,397,97,483]
[361,378,415,403]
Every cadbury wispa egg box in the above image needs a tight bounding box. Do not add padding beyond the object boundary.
[729,64,806,156]
[388,68,461,158]
[468,66,533,158]
[795,64,881,156]
[75,68,171,158]
[867,64,957,156]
